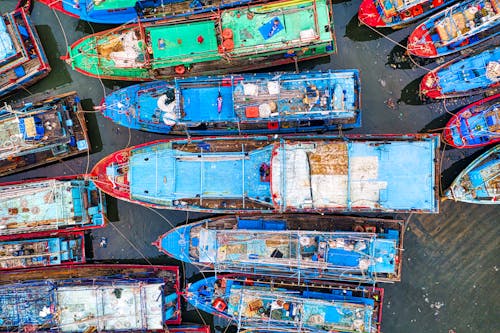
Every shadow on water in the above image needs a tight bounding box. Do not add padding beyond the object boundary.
[102,79,139,91]
[103,194,120,222]
[386,37,437,70]
[75,20,118,35]
[80,98,103,153]
[399,76,431,105]
[418,105,465,135]
[344,14,394,42]
[440,146,492,190]
[30,25,72,93]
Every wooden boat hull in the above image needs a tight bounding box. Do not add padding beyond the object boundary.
[420,46,500,99]
[100,70,362,135]
[90,134,441,214]
[0,91,90,177]
[0,175,107,241]
[64,0,337,81]
[0,264,182,332]
[186,274,384,333]
[358,0,458,28]
[443,94,500,148]
[0,231,85,270]
[445,145,499,203]
[154,214,405,283]
[0,8,51,98]
[407,0,500,58]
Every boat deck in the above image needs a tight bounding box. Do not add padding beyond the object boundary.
[0,179,105,238]
[437,47,500,95]
[129,143,273,203]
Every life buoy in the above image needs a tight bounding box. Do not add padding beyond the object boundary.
[212,298,227,312]
[354,225,365,232]
[267,121,279,130]
[174,65,186,75]
[222,39,234,52]
[365,226,377,233]
[222,28,233,40]
[411,5,423,16]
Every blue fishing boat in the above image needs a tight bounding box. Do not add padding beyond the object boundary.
[408,0,500,58]
[420,46,500,99]
[0,91,90,177]
[0,264,182,332]
[37,0,265,24]
[100,70,361,135]
[0,232,85,270]
[445,144,499,203]
[443,93,499,148]
[0,7,50,97]
[359,0,459,29]
[186,275,384,333]
[0,176,106,241]
[154,214,404,283]
[91,134,441,214]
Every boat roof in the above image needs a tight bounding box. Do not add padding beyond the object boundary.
[126,137,438,212]
[147,21,220,68]
[437,47,500,94]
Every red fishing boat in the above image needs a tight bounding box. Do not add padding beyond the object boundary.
[443,94,500,148]
[358,0,458,28]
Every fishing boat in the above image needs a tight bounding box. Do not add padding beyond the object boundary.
[0,91,90,177]
[0,232,85,270]
[0,263,182,332]
[90,134,440,214]
[186,274,384,333]
[100,70,361,135]
[420,46,500,99]
[358,0,458,29]
[0,176,106,241]
[407,0,500,58]
[445,144,499,203]
[37,0,267,24]
[443,94,499,148]
[154,214,404,283]
[0,7,50,97]
[63,0,337,81]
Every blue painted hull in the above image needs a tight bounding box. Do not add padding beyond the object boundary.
[91,134,441,213]
[155,214,404,283]
[446,144,500,203]
[421,46,500,99]
[52,0,264,24]
[101,70,361,135]
[0,264,181,332]
[187,275,384,333]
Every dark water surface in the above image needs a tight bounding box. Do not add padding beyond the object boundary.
[0,1,498,332]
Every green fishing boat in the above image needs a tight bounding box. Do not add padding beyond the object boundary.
[63,0,336,81]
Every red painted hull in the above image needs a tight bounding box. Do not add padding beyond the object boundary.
[443,93,500,148]
[36,0,80,18]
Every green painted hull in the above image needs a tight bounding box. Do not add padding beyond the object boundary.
[66,0,336,81]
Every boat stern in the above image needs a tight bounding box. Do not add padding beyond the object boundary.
[358,0,386,28]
